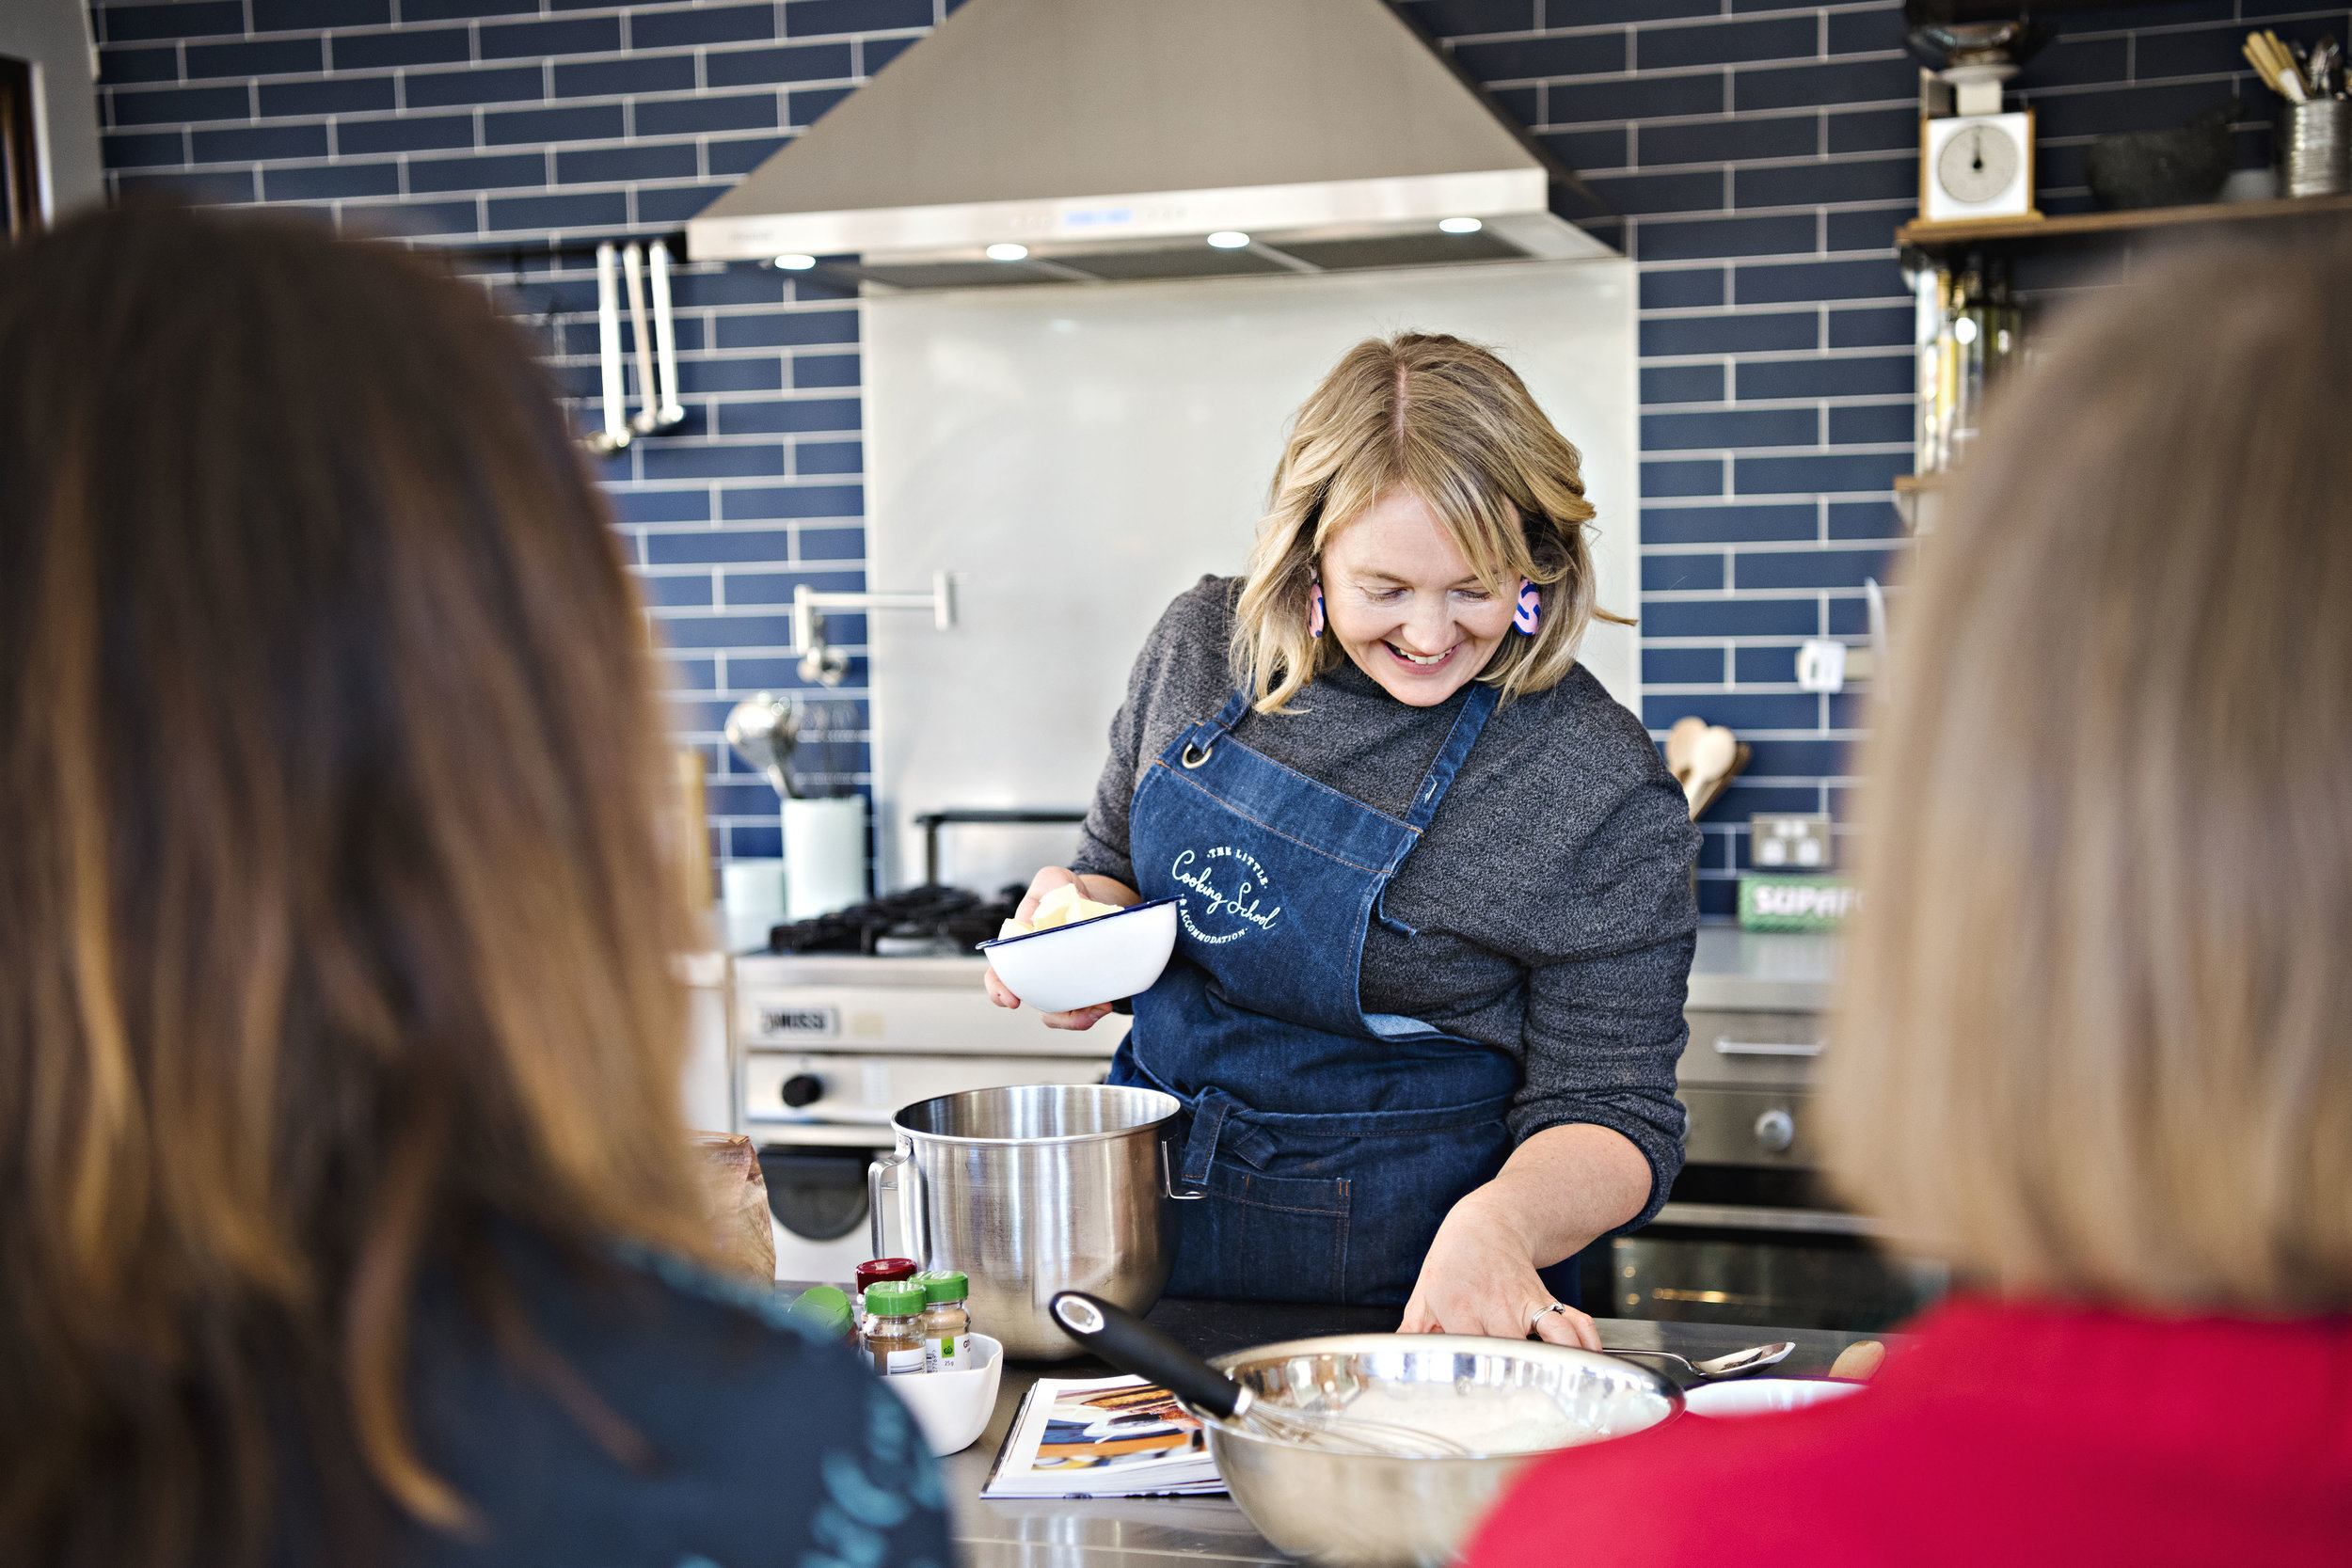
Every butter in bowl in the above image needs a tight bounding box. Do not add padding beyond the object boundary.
[980,890,1179,1015]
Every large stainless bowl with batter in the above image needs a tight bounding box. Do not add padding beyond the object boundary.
[1198,1334,1682,1566]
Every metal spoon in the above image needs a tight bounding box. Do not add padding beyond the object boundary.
[1602,1340,1796,1382]
[723,692,799,800]
[2310,35,2340,98]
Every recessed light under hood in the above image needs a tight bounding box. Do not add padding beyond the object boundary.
[685,0,1614,289]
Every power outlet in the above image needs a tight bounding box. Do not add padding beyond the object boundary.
[1751,813,1834,870]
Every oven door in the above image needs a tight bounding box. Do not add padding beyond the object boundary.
[758,1140,896,1283]
[1589,1077,1950,1333]
[1594,1199,1950,1334]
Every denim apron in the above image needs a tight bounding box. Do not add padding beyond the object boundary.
[1112,682,1576,1307]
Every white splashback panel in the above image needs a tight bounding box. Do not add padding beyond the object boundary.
[865,259,1639,895]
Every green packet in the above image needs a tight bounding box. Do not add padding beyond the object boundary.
[1738,875,1860,931]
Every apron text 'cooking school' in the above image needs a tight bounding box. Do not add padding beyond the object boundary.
[1112,682,1569,1306]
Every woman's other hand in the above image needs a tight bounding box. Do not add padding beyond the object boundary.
[980,866,1139,1031]
[1401,1187,1601,1350]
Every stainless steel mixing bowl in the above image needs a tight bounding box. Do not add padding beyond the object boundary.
[869,1084,1180,1360]
[1198,1334,1682,1566]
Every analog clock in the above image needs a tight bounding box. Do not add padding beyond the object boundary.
[1919,110,2038,224]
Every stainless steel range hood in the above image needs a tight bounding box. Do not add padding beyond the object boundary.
[685,0,1613,289]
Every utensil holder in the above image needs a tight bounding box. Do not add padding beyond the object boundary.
[783,795,866,919]
[719,859,787,953]
[2280,100,2350,198]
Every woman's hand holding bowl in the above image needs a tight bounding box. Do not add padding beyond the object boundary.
[982,866,1140,1030]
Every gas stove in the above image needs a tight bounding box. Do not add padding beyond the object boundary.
[761,882,1025,958]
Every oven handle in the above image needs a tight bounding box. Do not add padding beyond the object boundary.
[1651,1201,1882,1237]
[1713,1036,1822,1057]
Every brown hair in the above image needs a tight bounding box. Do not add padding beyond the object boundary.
[0,203,712,1564]
[1231,332,1628,713]
[1823,238,2352,1311]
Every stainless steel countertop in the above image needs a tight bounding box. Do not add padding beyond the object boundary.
[938,1298,1880,1566]
[738,925,1836,1012]
[1685,925,1836,1013]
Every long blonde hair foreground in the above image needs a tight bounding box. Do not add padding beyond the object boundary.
[1232,333,1625,714]
[0,204,713,1565]
[1823,238,2352,1312]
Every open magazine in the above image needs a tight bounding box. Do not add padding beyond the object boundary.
[979,1373,1226,1498]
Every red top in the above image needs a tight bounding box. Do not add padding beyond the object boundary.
[1466,1297,2352,1568]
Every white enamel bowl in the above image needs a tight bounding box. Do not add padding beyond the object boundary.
[979,897,1178,1015]
[1682,1377,1867,1418]
[883,1333,1005,1455]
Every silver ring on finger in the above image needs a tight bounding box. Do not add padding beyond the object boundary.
[1529,1301,1567,1328]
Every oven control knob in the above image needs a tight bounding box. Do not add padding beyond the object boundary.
[780,1073,824,1109]
[1754,1108,1796,1153]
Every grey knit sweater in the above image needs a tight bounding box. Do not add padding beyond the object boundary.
[1072,577,1699,1227]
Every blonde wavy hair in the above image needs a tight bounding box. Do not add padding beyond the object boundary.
[1231,333,1623,714]
[1823,238,2352,1310]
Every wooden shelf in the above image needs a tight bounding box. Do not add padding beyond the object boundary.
[1897,191,2352,251]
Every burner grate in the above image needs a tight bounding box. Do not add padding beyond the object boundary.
[765,883,1026,957]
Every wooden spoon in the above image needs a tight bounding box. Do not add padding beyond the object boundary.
[1830,1339,1887,1382]
[1663,716,1708,788]
[1682,724,1738,815]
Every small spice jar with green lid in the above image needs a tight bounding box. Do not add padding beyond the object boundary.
[784,1284,856,1345]
[860,1280,928,1376]
[914,1270,973,1372]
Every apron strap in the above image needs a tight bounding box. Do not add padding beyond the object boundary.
[1179,1086,1237,1187]
[1176,690,1254,772]
[1401,681,1501,832]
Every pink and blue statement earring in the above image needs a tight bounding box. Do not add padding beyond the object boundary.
[1309,578,1327,638]
[1513,578,1541,635]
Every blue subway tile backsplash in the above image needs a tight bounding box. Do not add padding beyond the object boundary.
[631,3,778,49]
[99,3,245,43]
[259,76,394,116]
[184,37,324,77]
[87,0,2289,889]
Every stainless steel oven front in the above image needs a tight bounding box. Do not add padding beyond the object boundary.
[1587,932,1949,1334]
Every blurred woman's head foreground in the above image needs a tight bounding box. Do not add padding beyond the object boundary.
[0,202,709,1563]
[1467,230,2352,1568]
[1824,236,2352,1312]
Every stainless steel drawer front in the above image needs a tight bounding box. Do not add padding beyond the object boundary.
[1677,1008,1824,1087]
[1680,1085,1812,1166]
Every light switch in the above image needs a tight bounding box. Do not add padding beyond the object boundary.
[1795,639,1847,692]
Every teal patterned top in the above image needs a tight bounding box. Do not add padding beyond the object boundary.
[358,1225,954,1568]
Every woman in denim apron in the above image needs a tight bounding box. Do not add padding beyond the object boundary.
[987,335,1695,1345]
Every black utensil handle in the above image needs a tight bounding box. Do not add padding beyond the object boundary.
[1048,1291,1244,1420]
